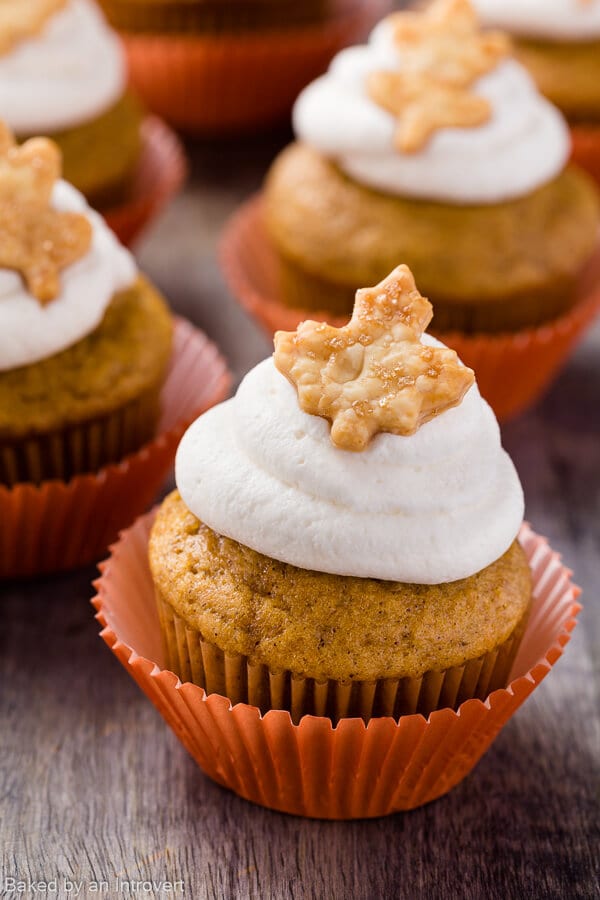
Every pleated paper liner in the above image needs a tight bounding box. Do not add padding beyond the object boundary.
[0,383,162,487]
[571,124,600,187]
[155,589,530,725]
[118,0,390,133]
[220,195,600,422]
[0,319,230,579]
[93,514,581,819]
[102,117,187,247]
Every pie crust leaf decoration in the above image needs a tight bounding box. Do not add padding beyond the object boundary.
[368,0,510,153]
[0,0,66,56]
[368,70,490,154]
[0,121,92,305]
[274,265,475,452]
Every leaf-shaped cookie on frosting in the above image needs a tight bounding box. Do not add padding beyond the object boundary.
[368,0,510,152]
[274,265,475,452]
[0,121,92,304]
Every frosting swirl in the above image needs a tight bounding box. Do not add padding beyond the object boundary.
[176,342,524,585]
[293,19,570,204]
[472,0,600,42]
[0,0,126,134]
[0,180,136,370]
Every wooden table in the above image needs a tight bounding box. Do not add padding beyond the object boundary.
[1,133,598,900]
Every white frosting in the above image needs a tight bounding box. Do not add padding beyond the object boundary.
[472,0,600,41]
[293,20,570,204]
[0,181,137,371]
[176,344,524,585]
[0,0,126,134]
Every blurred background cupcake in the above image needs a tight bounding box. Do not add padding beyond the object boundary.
[471,0,600,184]
[96,0,391,133]
[0,0,144,208]
[0,122,172,485]
[0,118,229,576]
[221,0,600,420]
[263,0,599,332]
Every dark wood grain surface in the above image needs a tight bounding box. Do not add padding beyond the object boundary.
[1,132,599,900]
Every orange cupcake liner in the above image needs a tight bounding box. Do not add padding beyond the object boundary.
[119,1,390,133]
[571,123,600,187]
[0,319,230,579]
[93,513,581,819]
[102,116,187,246]
[220,194,600,422]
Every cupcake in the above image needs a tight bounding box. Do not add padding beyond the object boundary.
[95,0,388,133]
[263,0,599,333]
[0,122,172,486]
[0,0,143,208]
[149,264,530,724]
[471,0,600,182]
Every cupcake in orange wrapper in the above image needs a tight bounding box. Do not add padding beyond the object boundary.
[97,0,391,134]
[0,0,186,237]
[0,122,230,577]
[472,0,600,186]
[222,0,600,418]
[93,265,581,818]
[0,0,143,207]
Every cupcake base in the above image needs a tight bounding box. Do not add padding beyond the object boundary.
[156,590,530,724]
[0,278,173,487]
[17,92,144,210]
[93,513,581,818]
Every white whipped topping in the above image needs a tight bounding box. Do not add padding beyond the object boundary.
[472,0,600,41]
[176,344,524,585]
[293,19,570,204]
[0,0,126,134]
[0,180,137,371]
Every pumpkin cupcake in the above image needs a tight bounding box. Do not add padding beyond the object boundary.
[149,264,530,724]
[0,0,143,208]
[0,122,172,486]
[263,0,599,333]
[472,0,600,183]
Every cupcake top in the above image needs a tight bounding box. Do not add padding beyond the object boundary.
[293,0,570,204]
[0,0,126,135]
[0,122,136,372]
[176,265,524,585]
[472,0,600,42]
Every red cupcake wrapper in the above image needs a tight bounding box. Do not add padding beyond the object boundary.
[571,123,600,187]
[219,194,600,422]
[119,1,390,133]
[93,514,581,819]
[0,319,230,579]
[101,116,187,247]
